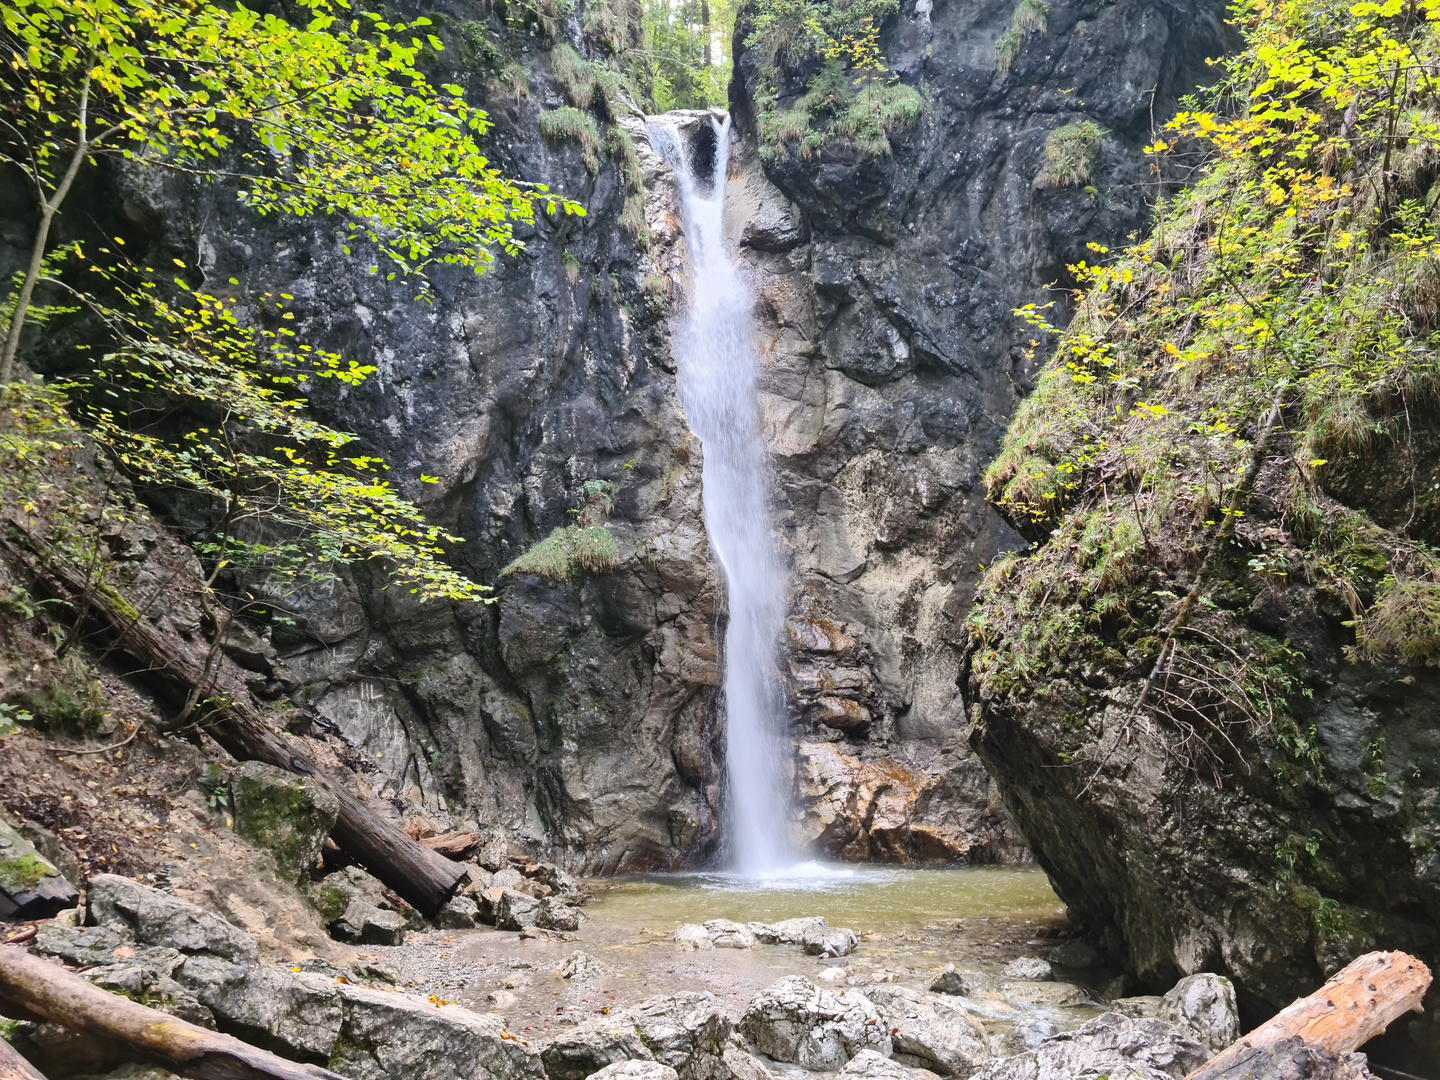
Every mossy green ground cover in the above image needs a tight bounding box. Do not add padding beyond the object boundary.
[973,0,1440,773]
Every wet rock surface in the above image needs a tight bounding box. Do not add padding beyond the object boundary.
[972,1012,1208,1080]
[741,976,893,1070]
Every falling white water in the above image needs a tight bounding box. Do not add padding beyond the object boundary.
[648,114,793,875]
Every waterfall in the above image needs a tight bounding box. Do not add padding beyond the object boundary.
[648,114,793,876]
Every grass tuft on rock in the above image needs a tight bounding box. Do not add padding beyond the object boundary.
[996,0,1050,75]
[1035,121,1103,189]
[502,525,619,581]
[541,107,604,175]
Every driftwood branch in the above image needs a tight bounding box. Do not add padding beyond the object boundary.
[0,1036,48,1080]
[1186,950,1432,1080]
[0,529,464,915]
[0,946,348,1080]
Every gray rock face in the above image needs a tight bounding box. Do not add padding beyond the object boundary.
[866,985,988,1078]
[228,761,339,883]
[974,1013,1207,1080]
[628,993,734,1080]
[86,873,258,964]
[16,0,1234,874]
[740,976,892,1070]
[1156,974,1239,1057]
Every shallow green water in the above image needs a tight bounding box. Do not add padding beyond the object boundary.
[586,862,1065,937]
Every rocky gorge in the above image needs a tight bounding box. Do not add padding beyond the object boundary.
[3,0,1440,1074]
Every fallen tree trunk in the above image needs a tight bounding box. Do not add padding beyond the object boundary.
[1186,951,1432,1080]
[0,945,345,1080]
[0,1035,48,1080]
[0,532,464,916]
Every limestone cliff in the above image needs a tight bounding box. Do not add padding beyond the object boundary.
[7,0,1229,871]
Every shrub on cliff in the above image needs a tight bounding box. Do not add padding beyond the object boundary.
[969,0,1440,1008]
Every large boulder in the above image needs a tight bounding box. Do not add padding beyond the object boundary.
[85,874,258,963]
[542,1018,654,1080]
[33,927,215,1028]
[542,993,736,1080]
[974,1013,1208,1080]
[866,985,988,1078]
[228,761,339,883]
[0,812,77,919]
[314,865,409,944]
[1157,973,1239,1057]
[628,993,733,1080]
[537,896,585,932]
[305,974,548,1080]
[740,976,891,1070]
[177,955,343,1058]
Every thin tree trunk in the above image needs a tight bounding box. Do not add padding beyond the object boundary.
[0,945,345,1080]
[701,0,713,68]
[0,72,92,385]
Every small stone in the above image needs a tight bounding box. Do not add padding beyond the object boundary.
[1048,939,1098,969]
[488,989,519,1011]
[562,950,602,980]
[704,918,756,948]
[928,964,979,997]
[494,888,541,931]
[1000,957,1053,982]
[589,1062,678,1080]
[356,907,407,946]
[674,923,714,950]
[1158,973,1240,1056]
[537,896,585,932]
[436,894,479,929]
[817,966,849,982]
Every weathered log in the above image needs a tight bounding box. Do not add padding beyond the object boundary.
[419,830,483,859]
[1186,951,1432,1080]
[0,1035,48,1080]
[0,945,344,1080]
[0,531,464,916]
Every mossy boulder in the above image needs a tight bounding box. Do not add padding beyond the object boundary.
[229,762,339,883]
[0,811,78,919]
